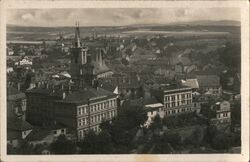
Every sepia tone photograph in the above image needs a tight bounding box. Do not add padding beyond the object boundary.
[1,1,249,162]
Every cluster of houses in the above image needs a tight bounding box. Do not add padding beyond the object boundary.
[7,24,239,154]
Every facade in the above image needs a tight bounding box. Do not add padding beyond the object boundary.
[152,85,198,117]
[144,102,164,127]
[7,117,33,148]
[54,88,118,141]
[211,101,231,125]
[163,86,195,116]
[26,123,68,145]
[7,87,27,121]
[196,75,222,96]
[25,86,63,126]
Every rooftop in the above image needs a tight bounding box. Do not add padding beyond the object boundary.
[7,117,33,131]
[181,79,199,89]
[57,87,117,104]
[196,75,220,87]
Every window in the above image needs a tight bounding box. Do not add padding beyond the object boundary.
[82,118,85,125]
[78,108,81,115]
[54,131,57,135]
[61,129,65,133]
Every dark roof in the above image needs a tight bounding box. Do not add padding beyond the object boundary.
[8,92,26,101]
[100,82,116,92]
[25,128,50,141]
[197,75,220,87]
[57,87,117,104]
[7,117,33,131]
[26,88,52,95]
[161,84,190,91]
[7,130,21,140]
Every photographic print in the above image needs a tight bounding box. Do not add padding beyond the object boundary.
[1,1,249,162]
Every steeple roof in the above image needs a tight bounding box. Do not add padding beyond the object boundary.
[74,21,81,48]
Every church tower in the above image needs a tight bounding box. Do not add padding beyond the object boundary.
[70,22,94,89]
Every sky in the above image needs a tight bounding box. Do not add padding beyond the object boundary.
[7,8,240,27]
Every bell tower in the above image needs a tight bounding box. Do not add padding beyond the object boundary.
[70,22,94,89]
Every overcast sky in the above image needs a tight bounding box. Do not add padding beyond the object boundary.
[7,8,240,27]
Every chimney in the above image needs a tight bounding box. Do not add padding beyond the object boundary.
[46,83,49,89]
[61,84,64,90]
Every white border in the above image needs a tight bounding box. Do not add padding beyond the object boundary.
[1,1,249,162]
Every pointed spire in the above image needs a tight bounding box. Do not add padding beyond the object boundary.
[74,21,81,47]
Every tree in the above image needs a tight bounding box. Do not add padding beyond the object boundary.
[164,132,182,148]
[50,135,76,154]
[203,125,218,144]
[184,127,203,147]
[125,48,132,56]
[121,58,129,66]
[212,133,232,150]
[79,130,113,154]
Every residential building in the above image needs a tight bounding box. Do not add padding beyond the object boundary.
[196,75,222,96]
[210,101,231,125]
[26,123,69,145]
[7,117,33,148]
[7,87,27,120]
[54,87,118,141]
[152,84,198,117]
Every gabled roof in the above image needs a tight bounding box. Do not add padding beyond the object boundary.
[7,117,33,131]
[181,79,199,89]
[197,75,220,87]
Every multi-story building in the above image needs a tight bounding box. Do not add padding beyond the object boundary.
[196,74,222,97]
[54,87,118,141]
[25,23,119,141]
[210,101,231,125]
[7,86,27,121]
[59,23,119,140]
[163,85,194,116]
[152,84,198,117]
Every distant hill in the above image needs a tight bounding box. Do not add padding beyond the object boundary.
[173,20,240,26]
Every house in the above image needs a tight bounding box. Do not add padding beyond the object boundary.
[144,99,164,127]
[152,84,199,117]
[54,87,118,141]
[121,97,164,127]
[196,75,222,97]
[7,87,27,120]
[181,78,199,90]
[26,123,69,145]
[210,101,231,126]
[7,117,33,148]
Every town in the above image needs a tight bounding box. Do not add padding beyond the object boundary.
[7,20,241,154]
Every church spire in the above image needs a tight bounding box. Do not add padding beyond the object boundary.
[74,21,81,48]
